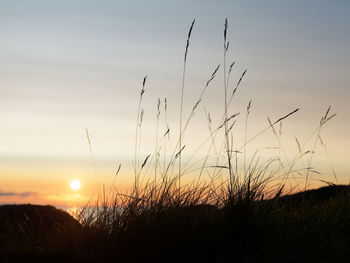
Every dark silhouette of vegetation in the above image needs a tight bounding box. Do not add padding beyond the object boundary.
[1,185,350,262]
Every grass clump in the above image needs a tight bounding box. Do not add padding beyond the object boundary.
[71,19,342,263]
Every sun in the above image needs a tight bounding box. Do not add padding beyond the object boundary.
[70,180,81,191]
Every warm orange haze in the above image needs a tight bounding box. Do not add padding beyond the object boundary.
[0,1,349,208]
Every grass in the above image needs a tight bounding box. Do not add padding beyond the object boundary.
[2,185,350,262]
[0,19,346,262]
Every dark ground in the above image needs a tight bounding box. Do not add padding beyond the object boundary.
[1,185,350,263]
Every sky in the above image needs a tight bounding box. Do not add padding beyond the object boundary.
[1,0,349,206]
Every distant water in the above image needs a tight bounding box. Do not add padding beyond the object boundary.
[57,205,124,222]
[56,205,90,221]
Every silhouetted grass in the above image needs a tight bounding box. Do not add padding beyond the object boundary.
[0,19,345,263]
[2,185,350,262]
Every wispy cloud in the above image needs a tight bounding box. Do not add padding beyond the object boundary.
[0,190,37,197]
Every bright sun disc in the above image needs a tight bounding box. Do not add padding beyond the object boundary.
[70,180,81,190]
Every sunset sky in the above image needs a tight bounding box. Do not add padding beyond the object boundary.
[1,0,349,206]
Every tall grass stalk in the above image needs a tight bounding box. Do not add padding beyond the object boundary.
[163,97,169,175]
[223,18,234,190]
[179,19,195,192]
[244,99,252,177]
[85,127,101,195]
[134,76,147,191]
[305,106,336,188]
[154,98,161,183]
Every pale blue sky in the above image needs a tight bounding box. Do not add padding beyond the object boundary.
[0,0,349,203]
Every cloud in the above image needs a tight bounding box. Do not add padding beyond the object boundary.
[0,190,37,197]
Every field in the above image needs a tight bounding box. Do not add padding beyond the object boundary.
[1,185,350,262]
[1,19,347,263]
